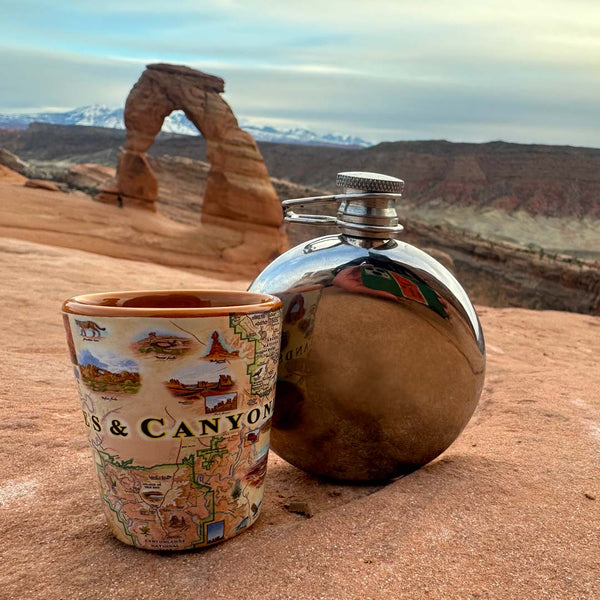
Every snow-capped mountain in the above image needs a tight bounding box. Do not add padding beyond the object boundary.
[0,105,371,148]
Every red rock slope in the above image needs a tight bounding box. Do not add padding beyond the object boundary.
[0,237,598,599]
[0,177,287,278]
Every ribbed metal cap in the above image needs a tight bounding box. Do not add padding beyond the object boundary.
[337,171,404,194]
[282,171,405,238]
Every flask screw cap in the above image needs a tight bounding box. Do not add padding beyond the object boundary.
[337,171,404,194]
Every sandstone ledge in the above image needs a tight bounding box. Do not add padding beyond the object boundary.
[0,237,598,600]
[0,180,287,278]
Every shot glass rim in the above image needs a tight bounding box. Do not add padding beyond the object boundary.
[62,289,282,318]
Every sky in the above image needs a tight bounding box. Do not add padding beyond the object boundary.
[173,362,230,385]
[78,348,138,373]
[1,0,600,146]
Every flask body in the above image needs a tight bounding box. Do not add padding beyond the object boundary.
[250,234,485,482]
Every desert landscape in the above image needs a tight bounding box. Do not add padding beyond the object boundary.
[0,62,599,599]
[1,236,598,599]
[1,119,598,315]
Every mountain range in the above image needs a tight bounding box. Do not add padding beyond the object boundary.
[0,105,371,149]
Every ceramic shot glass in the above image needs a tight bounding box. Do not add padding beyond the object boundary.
[62,290,282,551]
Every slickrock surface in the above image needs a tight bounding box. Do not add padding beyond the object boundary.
[98,63,284,233]
[65,163,116,192]
[0,164,26,185]
[0,148,28,173]
[0,179,287,276]
[24,178,61,192]
[1,236,598,599]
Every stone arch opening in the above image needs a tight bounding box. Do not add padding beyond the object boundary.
[96,63,283,230]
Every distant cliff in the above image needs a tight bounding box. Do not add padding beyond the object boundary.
[400,218,600,315]
[2,123,599,314]
[259,140,600,220]
[3,124,599,220]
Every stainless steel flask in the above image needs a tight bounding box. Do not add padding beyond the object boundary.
[249,172,485,482]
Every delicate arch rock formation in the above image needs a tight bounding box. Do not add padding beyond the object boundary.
[96,63,284,230]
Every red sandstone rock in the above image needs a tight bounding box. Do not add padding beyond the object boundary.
[0,236,598,600]
[115,150,158,202]
[0,164,26,184]
[0,179,287,276]
[421,246,454,271]
[24,178,60,192]
[0,148,28,173]
[0,148,27,173]
[94,190,157,211]
[103,63,284,231]
[66,163,115,191]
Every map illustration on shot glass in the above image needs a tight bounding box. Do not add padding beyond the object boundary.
[63,290,282,551]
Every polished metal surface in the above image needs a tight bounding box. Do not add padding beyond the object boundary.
[250,235,485,482]
[284,192,404,238]
[250,172,485,482]
[336,171,404,194]
[283,171,405,238]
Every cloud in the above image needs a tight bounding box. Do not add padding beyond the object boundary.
[1,1,600,146]
[78,349,109,370]
[0,47,142,110]
[172,363,230,384]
